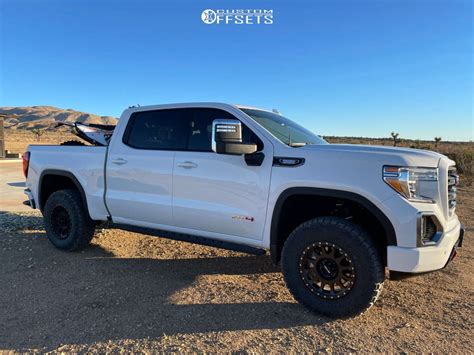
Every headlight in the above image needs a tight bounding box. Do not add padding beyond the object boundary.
[383,166,438,203]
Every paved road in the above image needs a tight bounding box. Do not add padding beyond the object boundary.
[0,160,31,212]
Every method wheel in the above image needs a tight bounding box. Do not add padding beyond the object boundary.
[281,216,384,318]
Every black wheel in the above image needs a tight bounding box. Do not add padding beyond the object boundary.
[281,216,384,318]
[43,189,95,251]
[60,140,85,146]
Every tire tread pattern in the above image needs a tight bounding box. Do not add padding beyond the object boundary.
[43,189,95,251]
[281,216,384,318]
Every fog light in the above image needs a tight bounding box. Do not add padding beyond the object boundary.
[417,213,442,246]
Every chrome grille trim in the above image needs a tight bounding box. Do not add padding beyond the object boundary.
[448,166,458,216]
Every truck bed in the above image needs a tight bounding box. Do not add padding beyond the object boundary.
[26,145,109,220]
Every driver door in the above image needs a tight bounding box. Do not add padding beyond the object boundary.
[172,108,273,241]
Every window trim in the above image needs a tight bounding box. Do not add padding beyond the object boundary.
[122,107,264,152]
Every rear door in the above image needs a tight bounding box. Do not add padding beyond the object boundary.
[172,108,273,241]
[105,109,187,227]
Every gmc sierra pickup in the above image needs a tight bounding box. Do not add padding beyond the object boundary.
[22,102,464,318]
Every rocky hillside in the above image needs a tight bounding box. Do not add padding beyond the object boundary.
[0,106,117,130]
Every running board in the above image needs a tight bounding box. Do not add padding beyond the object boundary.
[113,224,267,256]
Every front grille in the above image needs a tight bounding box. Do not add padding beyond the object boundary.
[448,167,458,216]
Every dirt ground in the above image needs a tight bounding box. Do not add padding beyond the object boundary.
[0,162,472,352]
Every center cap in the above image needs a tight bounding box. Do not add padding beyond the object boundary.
[317,258,339,280]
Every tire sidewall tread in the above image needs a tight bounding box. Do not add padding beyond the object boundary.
[281,216,384,318]
[43,189,95,251]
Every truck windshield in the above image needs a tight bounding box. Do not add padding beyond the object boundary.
[240,108,327,146]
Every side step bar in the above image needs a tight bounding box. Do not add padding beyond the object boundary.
[113,224,267,256]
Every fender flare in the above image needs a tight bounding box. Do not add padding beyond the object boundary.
[269,187,397,263]
[38,169,89,214]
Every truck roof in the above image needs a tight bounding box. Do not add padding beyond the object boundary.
[124,102,274,114]
[234,104,275,113]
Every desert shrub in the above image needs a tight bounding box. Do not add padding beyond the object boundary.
[410,140,432,150]
[445,151,473,186]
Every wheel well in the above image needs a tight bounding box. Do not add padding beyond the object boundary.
[39,171,88,214]
[270,189,396,265]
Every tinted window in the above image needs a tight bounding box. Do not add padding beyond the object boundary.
[124,107,263,151]
[188,108,263,152]
[187,108,234,151]
[124,109,188,150]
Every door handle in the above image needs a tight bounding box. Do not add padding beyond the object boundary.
[111,158,127,165]
[177,161,198,169]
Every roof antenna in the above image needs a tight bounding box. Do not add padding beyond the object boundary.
[272,108,280,114]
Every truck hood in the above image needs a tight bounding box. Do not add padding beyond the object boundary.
[299,143,446,168]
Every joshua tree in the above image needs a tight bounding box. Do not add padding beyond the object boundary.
[390,132,401,146]
[434,137,442,148]
[32,128,45,142]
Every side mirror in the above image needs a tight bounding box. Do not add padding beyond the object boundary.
[212,119,257,155]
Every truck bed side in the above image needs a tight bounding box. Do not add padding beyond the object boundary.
[26,145,109,220]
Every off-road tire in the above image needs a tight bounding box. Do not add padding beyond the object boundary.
[281,216,384,318]
[43,189,95,251]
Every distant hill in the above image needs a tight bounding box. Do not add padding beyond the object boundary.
[0,106,117,130]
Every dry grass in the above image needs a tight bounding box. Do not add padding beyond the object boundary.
[325,136,474,153]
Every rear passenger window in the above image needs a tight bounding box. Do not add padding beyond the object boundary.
[124,109,187,150]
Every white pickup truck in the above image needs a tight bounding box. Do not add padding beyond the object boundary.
[22,102,464,318]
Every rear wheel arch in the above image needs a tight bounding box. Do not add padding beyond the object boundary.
[269,187,397,264]
[39,169,90,217]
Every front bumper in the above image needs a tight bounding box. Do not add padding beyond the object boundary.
[387,220,464,273]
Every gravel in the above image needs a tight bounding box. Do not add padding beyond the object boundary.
[0,211,43,233]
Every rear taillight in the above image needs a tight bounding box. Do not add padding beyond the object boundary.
[22,151,30,178]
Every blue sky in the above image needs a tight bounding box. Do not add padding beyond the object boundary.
[1,0,472,141]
